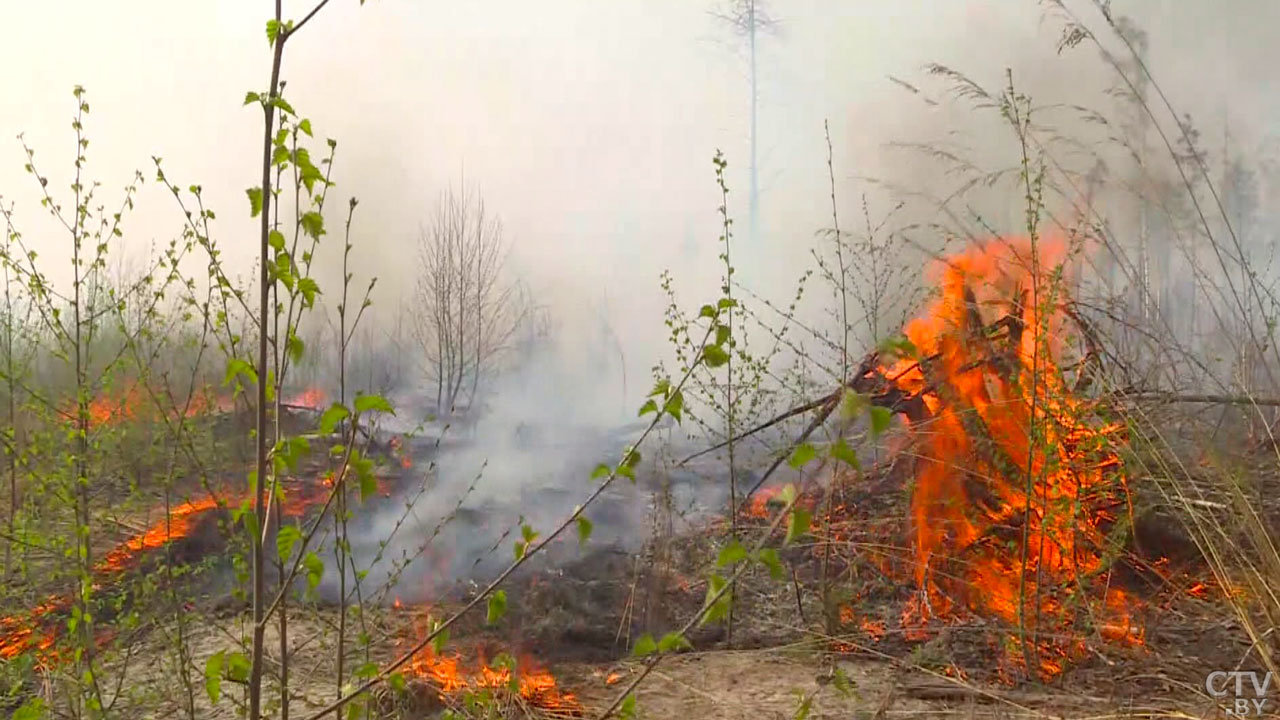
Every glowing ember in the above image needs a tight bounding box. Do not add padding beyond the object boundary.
[407,646,579,713]
[873,236,1141,677]
[746,485,784,519]
[389,435,413,468]
[0,597,65,660]
[861,618,888,640]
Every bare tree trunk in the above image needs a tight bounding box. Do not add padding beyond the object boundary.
[748,0,758,246]
[3,280,16,580]
[250,5,286,715]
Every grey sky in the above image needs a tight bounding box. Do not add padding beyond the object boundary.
[1,1,1275,397]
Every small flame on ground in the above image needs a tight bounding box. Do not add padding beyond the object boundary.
[406,646,579,713]
[97,497,220,574]
[0,470,350,664]
[69,382,234,430]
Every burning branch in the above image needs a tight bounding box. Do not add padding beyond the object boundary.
[694,236,1146,680]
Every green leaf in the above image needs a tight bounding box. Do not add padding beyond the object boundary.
[268,229,286,253]
[430,621,449,655]
[303,552,324,590]
[619,694,637,720]
[788,442,818,470]
[876,334,917,361]
[576,516,593,547]
[486,590,507,625]
[354,393,394,415]
[830,438,860,469]
[300,163,325,196]
[868,406,892,436]
[648,378,671,397]
[356,455,377,501]
[755,547,785,580]
[779,483,797,505]
[700,573,732,626]
[632,633,657,657]
[226,652,250,682]
[276,524,302,563]
[286,333,305,365]
[702,344,729,368]
[223,358,258,388]
[272,144,291,167]
[266,19,282,45]
[300,210,325,239]
[298,276,320,308]
[13,698,46,720]
[513,539,529,561]
[285,435,311,470]
[793,692,814,720]
[298,118,313,137]
[831,666,857,698]
[715,322,731,347]
[664,389,684,423]
[389,672,406,693]
[698,304,716,319]
[618,447,640,481]
[590,463,610,480]
[716,539,748,567]
[717,297,737,310]
[839,390,868,421]
[243,91,261,107]
[637,398,658,417]
[785,507,812,545]
[204,653,224,705]
[246,187,263,217]
[319,403,351,434]
[658,631,692,653]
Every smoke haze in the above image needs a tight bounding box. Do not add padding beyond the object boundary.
[3,1,1277,590]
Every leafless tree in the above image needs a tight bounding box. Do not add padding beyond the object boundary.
[412,185,531,414]
[713,0,780,246]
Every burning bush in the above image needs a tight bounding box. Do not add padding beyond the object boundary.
[865,236,1141,677]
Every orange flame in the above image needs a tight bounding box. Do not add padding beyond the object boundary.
[96,497,221,574]
[0,470,349,664]
[285,386,327,410]
[69,382,232,430]
[407,646,579,712]
[876,236,1140,677]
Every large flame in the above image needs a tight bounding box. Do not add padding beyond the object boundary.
[876,236,1139,677]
